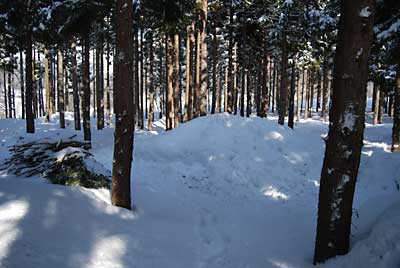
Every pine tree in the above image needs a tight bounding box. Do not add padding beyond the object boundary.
[314,0,375,263]
[112,0,134,210]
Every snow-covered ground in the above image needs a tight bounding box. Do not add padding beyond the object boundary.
[0,113,399,268]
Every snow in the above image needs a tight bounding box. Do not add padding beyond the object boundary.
[359,7,372,18]
[0,113,399,268]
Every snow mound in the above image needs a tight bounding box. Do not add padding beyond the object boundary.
[326,199,400,268]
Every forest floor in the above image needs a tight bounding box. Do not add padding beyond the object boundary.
[0,112,399,268]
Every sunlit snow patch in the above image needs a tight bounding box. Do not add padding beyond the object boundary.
[262,186,289,201]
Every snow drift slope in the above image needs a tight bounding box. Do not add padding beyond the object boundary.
[0,113,399,268]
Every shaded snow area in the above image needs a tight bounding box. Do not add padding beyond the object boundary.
[0,113,399,268]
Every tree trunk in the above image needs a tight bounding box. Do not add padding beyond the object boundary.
[261,51,269,118]
[134,29,140,126]
[278,35,288,125]
[211,26,217,115]
[316,69,321,113]
[296,68,301,122]
[50,52,55,117]
[227,7,234,114]
[373,83,380,125]
[19,50,25,119]
[106,40,111,126]
[148,33,155,131]
[193,28,201,118]
[166,34,174,131]
[271,60,276,113]
[391,74,400,152]
[233,44,238,115]
[288,62,295,129]
[7,72,13,118]
[82,29,92,146]
[378,90,386,124]
[173,33,180,128]
[44,49,50,121]
[96,42,104,129]
[159,38,164,120]
[57,49,65,129]
[322,63,330,122]
[313,0,375,263]
[184,25,192,121]
[112,0,134,210]
[25,29,35,133]
[199,0,208,116]
[38,50,44,117]
[71,39,81,130]
[240,69,246,117]
[304,69,310,120]
[139,30,144,129]
[246,70,251,117]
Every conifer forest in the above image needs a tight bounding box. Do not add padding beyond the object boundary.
[0,0,399,267]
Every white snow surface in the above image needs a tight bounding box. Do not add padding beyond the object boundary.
[0,112,399,268]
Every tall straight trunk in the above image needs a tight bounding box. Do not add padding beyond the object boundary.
[200,0,208,116]
[316,69,321,113]
[134,29,140,126]
[159,38,164,119]
[82,29,92,146]
[296,69,301,121]
[106,41,111,126]
[301,69,305,114]
[25,29,35,133]
[71,39,81,130]
[166,34,174,131]
[32,48,38,118]
[240,69,246,117]
[313,0,375,263]
[211,26,217,114]
[304,69,310,120]
[7,72,12,118]
[261,51,269,118]
[373,83,380,125]
[96,42,104,129]
[44,49,50,121]
[271,60,276,113]
[309,69,314,113]
[288,62,295,129]
[278,35,289,125]
[246,70,252,117]
[112,0,134,210]
[19,50,25,119]
[378,90,386,124]
[190,27,195,120]
[217,60,222,113]
[92,48,96,118]
[184,25,192,121]
[38,51,44,117]
[148,34,155,131]
[57,49,65,129]
[227,7,234,114]
[11,74,16,118]
[3,71,7,118]
[392,74,400,152]
[173,33,180,128]
[224,66,228,112]
[322,63,330,122]
[255,64,262,116]
[139,30,144,129]
[64,66,69,112]
[233,44,238,115]
[50,53,55,117]
[193,28,201,118]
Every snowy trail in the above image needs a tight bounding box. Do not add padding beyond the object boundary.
[0,113,399,268]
